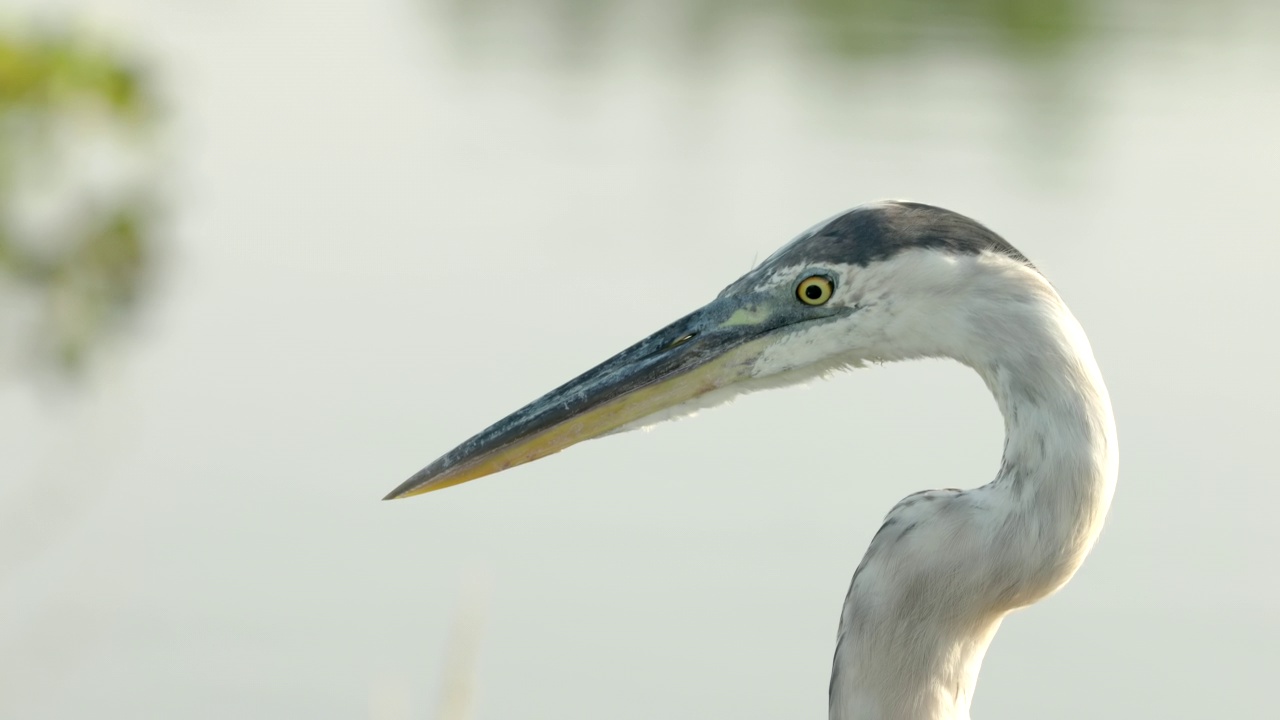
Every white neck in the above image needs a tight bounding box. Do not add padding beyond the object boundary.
[828,267,1118,720]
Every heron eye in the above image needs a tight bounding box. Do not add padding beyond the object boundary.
[796,275,833,306]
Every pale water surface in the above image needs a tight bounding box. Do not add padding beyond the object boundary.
[2,1,1278,718]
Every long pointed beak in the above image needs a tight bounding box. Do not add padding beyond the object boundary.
[385,293,822,499]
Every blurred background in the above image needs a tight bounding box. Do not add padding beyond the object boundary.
[2,0,1277,718]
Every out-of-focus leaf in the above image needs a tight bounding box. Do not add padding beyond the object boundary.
[0,29,159,375]
[437,0,1101,64]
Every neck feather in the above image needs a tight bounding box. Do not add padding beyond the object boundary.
[829,269,1118,720]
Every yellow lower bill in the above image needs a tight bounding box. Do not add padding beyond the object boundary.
[395,338,769,497]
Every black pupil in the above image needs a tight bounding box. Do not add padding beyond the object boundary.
[804,283,823,300]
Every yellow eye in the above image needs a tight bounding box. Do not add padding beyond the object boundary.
[796,275,833,306]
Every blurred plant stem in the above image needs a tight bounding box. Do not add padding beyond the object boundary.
[436,572,490,720]
[0,28,158,374]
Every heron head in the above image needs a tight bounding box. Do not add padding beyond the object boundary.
[385,201,1034,499]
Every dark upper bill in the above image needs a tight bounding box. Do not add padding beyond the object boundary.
[384,292,835,499]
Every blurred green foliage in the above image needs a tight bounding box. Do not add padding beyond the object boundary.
[442,0,1097,62]
[0,31,156,373]
[784,0,1088,56]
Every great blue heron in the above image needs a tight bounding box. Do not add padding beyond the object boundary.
[386,201,1118,720]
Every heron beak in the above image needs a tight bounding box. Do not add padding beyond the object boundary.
[385,294,813,499]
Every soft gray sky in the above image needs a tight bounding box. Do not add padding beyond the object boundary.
[2,1,1278,718]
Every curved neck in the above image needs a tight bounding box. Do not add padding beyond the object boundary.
[829,282,1117,720]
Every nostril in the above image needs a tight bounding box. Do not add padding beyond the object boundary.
[667,333,697,349]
